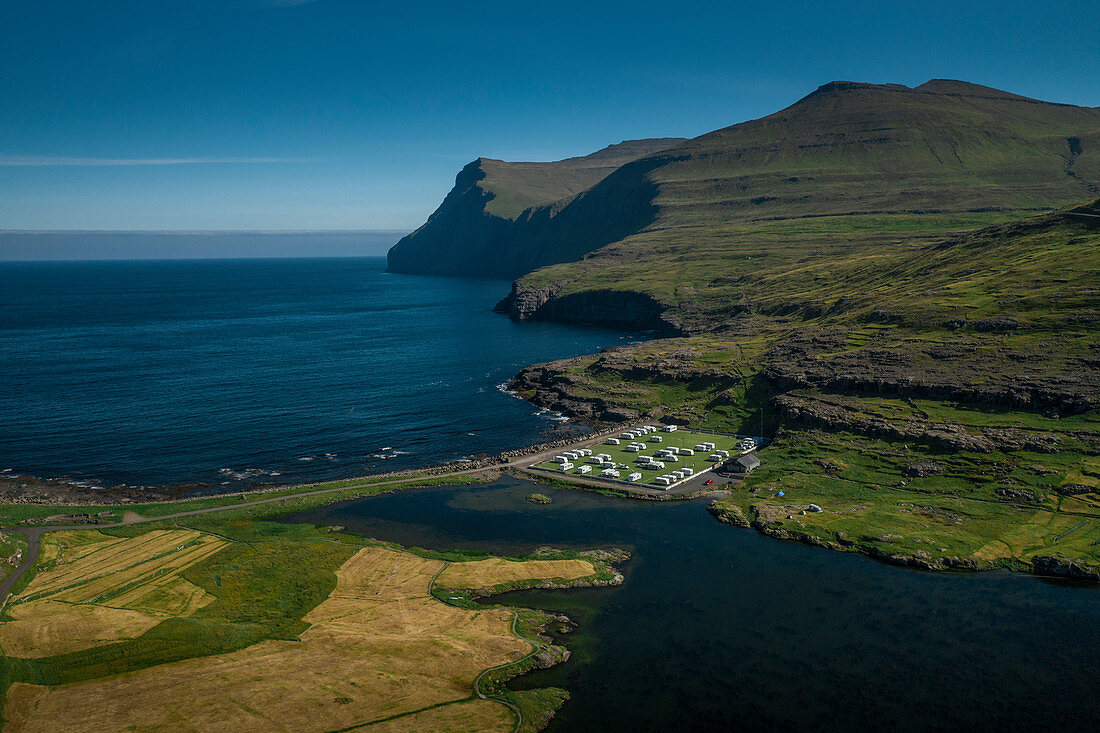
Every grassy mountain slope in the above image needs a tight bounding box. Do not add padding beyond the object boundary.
[499,80,1100,329]
[386,138,685,278]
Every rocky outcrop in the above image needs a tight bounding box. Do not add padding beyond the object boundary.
[1030,555,1100,581]
[507,357,642,423]
[707,501,749,527]
[761,335,1100,414]
[772,394,1066,453]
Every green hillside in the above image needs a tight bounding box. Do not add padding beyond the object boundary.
[498,80,1100,329]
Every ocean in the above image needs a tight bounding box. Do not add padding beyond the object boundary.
[0,257,622,490]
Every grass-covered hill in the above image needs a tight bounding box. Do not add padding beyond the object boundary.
[386,137,685,278]
[493,80,1100,329]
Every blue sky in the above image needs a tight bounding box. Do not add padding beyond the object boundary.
[2,0,1098,232]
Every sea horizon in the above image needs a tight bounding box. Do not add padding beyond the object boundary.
[0,230,411,261]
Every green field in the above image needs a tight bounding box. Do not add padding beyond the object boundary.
[534,428,747,489]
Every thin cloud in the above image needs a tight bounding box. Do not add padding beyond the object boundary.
[0,156,319,167]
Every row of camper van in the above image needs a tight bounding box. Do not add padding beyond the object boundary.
[619,425,659,441]
[552,447,595,471]
[606,424,680,446]
[600,468,647,482]
[653,466,695,488]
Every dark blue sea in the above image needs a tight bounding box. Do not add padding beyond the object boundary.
[0,257,621,490]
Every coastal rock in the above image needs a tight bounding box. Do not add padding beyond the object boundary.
[707,501,750,527]
[501,282,678,333]
[1031,555,1100,581]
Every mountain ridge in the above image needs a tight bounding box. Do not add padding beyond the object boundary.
[390,79,1100,292]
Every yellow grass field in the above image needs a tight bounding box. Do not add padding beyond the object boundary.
[0,529,226,658]
[437,557,596,590]
[3,545,592,733]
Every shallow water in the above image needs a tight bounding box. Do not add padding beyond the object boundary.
[0,257,621,489]
[289,476,1100,732]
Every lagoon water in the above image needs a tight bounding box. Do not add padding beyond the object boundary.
[292,477,1100,732]
[0,257,621,489]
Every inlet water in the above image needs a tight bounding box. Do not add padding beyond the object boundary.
[290,477,1100,732]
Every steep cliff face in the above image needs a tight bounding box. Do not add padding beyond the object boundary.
[386,138,685,278]
[495,280,676,333]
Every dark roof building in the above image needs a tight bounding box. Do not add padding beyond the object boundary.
[732,453,760,474]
